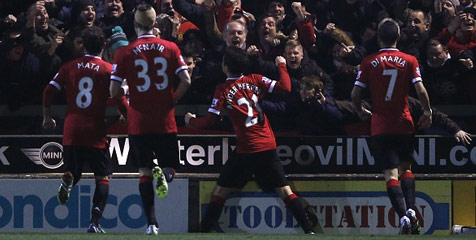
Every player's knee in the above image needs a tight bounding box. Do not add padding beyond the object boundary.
[71,172,82,186]
[276,185,293,199]
[94,175,108,181]
[212,185,234,198]
[399,162,412,172]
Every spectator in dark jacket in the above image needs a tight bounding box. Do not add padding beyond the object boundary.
[420,38,473,105]
[399,8,431,62]
[262,74,473,142]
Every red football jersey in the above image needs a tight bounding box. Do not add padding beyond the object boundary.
[111,35,187,134]
[208,69,288,153]
[355,48,422,135]
[50,55,112,148]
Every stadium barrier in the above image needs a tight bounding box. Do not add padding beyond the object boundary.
[0,135,475,234]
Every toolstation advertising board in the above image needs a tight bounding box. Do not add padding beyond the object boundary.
[198,180,451,235]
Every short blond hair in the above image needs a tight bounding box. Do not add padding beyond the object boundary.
[135,4,156,30]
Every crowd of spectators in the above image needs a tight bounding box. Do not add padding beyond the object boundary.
[0,0,475,137]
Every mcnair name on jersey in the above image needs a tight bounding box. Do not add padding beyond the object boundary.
[132,43,165,55]
[370,55,406,68]
[77,62,100,71]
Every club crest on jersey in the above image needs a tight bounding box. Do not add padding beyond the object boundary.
[261,76,272,84]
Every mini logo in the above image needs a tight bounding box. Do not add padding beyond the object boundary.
[22,142,64,169]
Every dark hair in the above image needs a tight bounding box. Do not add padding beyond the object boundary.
[257,12,278,30]
[223,47,249,75]
[426,38,447,51]
[300,75,323,92]
[81,26,105,55]
[378,18,400,46]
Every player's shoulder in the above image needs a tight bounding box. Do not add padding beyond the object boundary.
[361,51,380,65]
[394,50,417,60]
[157,38,181,53]
[97,58,113,69]
[244,74,266,82]
[97,60,113,72]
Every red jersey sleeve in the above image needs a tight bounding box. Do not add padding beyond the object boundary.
[43,66,67,107]
[409,57,422,84]
[111,48,126,83]
[170,43,188,75]
[207,84,226,116]
[297,19,316,50]
[355,60,370,88]
[273,62,291,93]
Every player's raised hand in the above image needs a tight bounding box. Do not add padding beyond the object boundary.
[184,112,196,126]
[42,116,56,129]
[275,56,286,66]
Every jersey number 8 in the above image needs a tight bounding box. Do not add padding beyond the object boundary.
[76,77,93,108]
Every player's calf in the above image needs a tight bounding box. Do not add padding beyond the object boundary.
[153,166,168,199]
[57,171,73,205]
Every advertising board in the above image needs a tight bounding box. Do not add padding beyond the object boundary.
[199,180,451,234]
[0,179,188,232]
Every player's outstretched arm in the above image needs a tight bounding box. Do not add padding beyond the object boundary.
[185,112,219,129]
[273,56,291,94]
[351,85,371,120]
[414,81,432,129]
[184,112,196,127]
[42,85,57,129]
[174,70,192,103]
[109,80,124,99]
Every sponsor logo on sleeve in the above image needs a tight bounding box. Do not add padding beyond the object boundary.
[211,98,219,108]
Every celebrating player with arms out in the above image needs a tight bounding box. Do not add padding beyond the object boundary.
[109,3,191,235]
[185,47,315,234]
[42,26,127,233]
[351,18,432,234]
